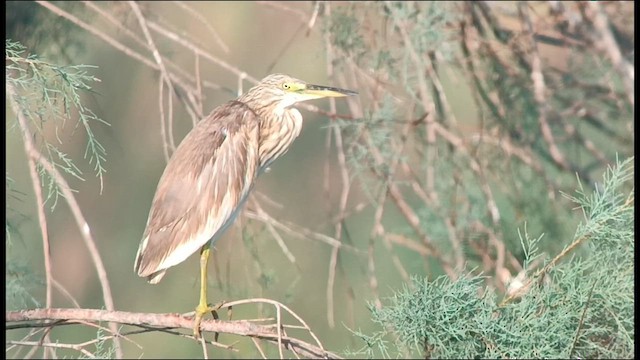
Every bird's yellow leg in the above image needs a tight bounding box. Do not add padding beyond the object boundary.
[193,243,224,339]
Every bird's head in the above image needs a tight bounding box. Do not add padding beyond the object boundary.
[242,73,358,112]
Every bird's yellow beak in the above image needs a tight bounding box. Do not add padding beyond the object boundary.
[302,84,358,99]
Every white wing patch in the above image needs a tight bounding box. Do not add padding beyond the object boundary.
[156,193,237,271]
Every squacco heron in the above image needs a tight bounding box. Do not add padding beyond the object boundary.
[134,73,357,338]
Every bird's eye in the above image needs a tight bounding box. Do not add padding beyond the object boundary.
[282,83,291,90]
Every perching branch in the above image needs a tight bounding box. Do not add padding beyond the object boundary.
[6,304,341,359]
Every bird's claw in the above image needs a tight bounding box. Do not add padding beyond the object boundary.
[193,301,225,339]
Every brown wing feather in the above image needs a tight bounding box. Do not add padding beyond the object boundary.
[134,101,260,283]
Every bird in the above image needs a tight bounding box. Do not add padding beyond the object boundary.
[133,73,357,338]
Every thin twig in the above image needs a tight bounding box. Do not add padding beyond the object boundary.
[243,209,364,254]
[8,340,96,359]
[323,23,351,328]
[223,298,326,355]
[518,2,572,173]
[145,19,259,83]
[23,132,54,359]
[172,1,230,54]
[250,199,298,265]
[51,278,81,308]
[129,1,177,155]
[41,0,202,100]
[251,337,268,359]
[158,76,170,161]
[582,2,634,107]
[569,279,598,358]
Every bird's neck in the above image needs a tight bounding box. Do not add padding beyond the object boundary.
[256,107,303,170]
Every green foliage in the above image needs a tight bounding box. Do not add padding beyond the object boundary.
[5,260,42,311]
[5,173,40,311]
[326,9,366,60]
[6,169,42,313]
[348,157,634,359]
[372,274,492,357]
[386,1,461,58]
[517,223,544,269]
[5,175,27,243]
[336,94,401,203]
[323,2,633,310]
[6,39,109,203]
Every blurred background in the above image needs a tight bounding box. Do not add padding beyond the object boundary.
[6,1,634,358]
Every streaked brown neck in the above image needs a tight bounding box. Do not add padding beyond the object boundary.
[256,106,303,171]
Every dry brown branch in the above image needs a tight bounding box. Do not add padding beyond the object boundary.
[8,340,96,358]
[518,3,572,175]
[99,2,350,123]
[144,19,259,84]
[249,198,297,265]
[373,120,415,287]
[384,1,439,198]
[24,135,52,313]
[322,14,352,328]
[256,1,309,25]
[6,305,340,359]
[172,1,230,54]
[193,53,204,119]
[224,299,324,357]
[46,0,355,128]
[251,337,268,359]
[81,1,149,51]
[51,278,81,309]
[581,2,634,107]
[243,208,364,255]
[37,1,155,73]
[361,130,456,278]
[129,1,177,158]
[40,1,202,100]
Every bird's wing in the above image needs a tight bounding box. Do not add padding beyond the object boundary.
[134,101,260,283]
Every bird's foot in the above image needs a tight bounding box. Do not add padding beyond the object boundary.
[193,300,225,339]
